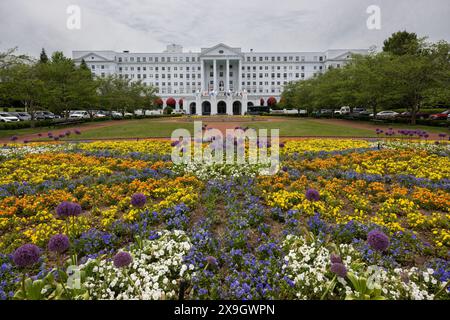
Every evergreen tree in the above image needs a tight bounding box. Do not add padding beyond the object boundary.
[39,48,49,63]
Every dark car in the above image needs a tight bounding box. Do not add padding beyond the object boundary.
[349,111,371,120]
[397,111,429,120]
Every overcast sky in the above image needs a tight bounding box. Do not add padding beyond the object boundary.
[1,0,449,57]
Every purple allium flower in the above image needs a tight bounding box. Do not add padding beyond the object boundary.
[131,193,146,208]
[56,201,82,218]
[282,166,288,172]
[23,140,29,144]
[113,251,132,268]
[330,254,342,264]
[37,133,42,137]
[206,256,218,267]
[54,137,59,141]
[367,230,390,252]
[330,263,347,278]
[171,141,179,147]
[59,134,65,138]
[65,131,71,136]
[279,142,285,148]
[12,244,41,268]
[74,129,81,135]
[305,188,320,202]
[47,132,53,137]
[438,133,447,138]
[48,234,70,253]
[10,136,18,142]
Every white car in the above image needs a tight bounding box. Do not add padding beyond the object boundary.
[69,111,90,119]
[334,106,351,115]
[8,112,31,121]
[172,109,186,115]
[371,111,399,119]
[0,112,20,122]
[111,111,123,118]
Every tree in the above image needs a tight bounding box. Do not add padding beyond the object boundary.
[390,41,450,124]
[79,59,89,71]
[39,51,78,116]
[39,48,49,64]
[346,53,401,117]
[383,31,423,56]
[1,63,47,122]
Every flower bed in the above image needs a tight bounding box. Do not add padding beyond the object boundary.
[0,139,448,300]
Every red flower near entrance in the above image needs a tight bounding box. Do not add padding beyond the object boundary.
[267,96,277,107]
[166,97,176,108]
[260,98,265,106]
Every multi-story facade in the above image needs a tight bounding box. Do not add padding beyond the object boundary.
[73,44,368,115]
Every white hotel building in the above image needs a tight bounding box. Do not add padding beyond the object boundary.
[73,44,367,115]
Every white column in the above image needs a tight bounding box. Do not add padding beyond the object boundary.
[200,59,204,93]
[225,59,229,92]
[238,59,242,92]
[213,59,217,92]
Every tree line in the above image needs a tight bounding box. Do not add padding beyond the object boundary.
[0,48,158,121]
[279,31,450,124]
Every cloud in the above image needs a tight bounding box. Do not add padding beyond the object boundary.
[0,0,448,57]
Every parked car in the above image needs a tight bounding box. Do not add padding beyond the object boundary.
[334,106,351,115]
[371,111,399,119]
[8,112,31,121]
[111,111,123,118]
[94,111,107,118]
[35,111,56,119]
[353,107,367,113]
[69,111,90,119]
[349,111,371,119]
[397,111,429,120]
[320,109,334,115]
[0,112,20,122]
[429,110,450,120]
[172,109,186,115]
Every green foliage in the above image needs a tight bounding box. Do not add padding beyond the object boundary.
[14,268,89,300]
[345,272,386,300]
[280,32,450,125]
[382,31,423,56]
[0,48,158,119]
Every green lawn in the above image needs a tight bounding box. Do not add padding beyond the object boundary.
[246,119,374,137]
[76,119,194,139]
[0,127,55,139]
[73,118,375,139]
[1,117,448,140]
[349,121,449,134]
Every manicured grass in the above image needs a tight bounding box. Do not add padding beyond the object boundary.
[347,120,449,134]
[73,118,375,138]
[246,119,375,137]
[76,119,194,139]
[0,127,52,139]
[1,116,448,140]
